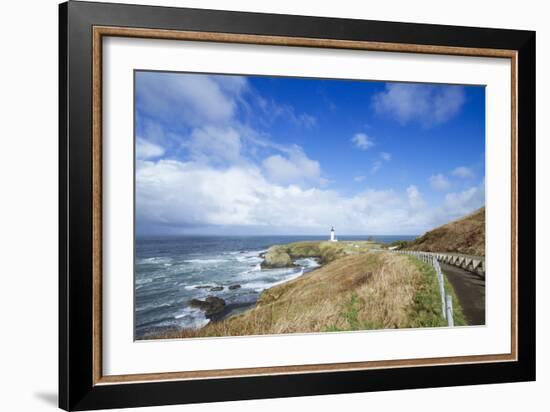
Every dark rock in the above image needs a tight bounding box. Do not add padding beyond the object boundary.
[189,296,226,317]
[194,285,213,289]
[189,298,205,308]
[228,284,241,290]
[209,286,224,291]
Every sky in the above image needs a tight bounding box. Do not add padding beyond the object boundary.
[135,71,485,236]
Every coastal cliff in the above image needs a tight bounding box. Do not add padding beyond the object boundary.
[153,240,465,339]
[261,240,377,268]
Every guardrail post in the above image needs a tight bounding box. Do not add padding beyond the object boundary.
[437,261,446,319]
[445,294,454,327]
[390,249,451,323]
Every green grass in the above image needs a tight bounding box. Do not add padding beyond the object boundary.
[323,256,467,332]
[443,275,467,326]
[286,241,381,264]
[150,250,466,340]
[407,257,467,327]
[323,293,384,332]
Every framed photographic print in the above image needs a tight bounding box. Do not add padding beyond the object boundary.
[59,1,536,410]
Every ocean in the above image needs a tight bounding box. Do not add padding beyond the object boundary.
[135,235,417,339]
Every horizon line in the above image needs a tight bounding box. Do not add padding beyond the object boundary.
[135,234,420,238]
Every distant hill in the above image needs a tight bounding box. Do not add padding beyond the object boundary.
[406,207,485,256]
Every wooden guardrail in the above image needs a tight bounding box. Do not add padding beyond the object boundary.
[412,251,485,278]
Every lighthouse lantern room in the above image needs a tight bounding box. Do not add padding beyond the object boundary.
[330,226,338,242]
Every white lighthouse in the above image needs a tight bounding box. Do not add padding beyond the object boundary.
[330,226,338,242]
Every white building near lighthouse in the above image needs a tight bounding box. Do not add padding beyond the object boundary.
[330,226,338,242]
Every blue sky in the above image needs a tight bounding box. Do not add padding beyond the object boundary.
[135,71,485,236]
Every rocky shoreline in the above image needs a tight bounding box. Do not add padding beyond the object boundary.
[180,240,383,330]
[150,238,463,339]
[187,245,324,324]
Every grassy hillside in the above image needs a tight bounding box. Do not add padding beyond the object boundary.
[154,250,465,339]
[405,207,485,256]
[262,240,380,268]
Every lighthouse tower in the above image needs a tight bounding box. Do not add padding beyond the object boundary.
[330,226,338,242]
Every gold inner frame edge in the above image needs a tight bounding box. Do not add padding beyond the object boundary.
[91,26,518,386]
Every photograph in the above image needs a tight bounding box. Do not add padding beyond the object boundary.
[51,1,536,410]
[134,71,486,340]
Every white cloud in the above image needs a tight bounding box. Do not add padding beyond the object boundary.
[430,173,451,191]
[136,137,165,160]
[443,180,485,218]
[136,161,265,229]
[137,156,484,235]
[354,176,366,182]
[371,152,392,174]
[451,166,475,179]
[213,75,249,94]
[351,133,375,150]
[298,113,317,129]
[184,126,242,165]
[406,185,426,209]
[255,96,317,129]
[262,146,322,186]
[380,152,392,161]
[371,160,383,174]
[372,83,465,126]
[135,73,483,236]
[136,72,246,127]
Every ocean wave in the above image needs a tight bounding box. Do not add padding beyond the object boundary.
[138,256,173,265]
[174,306,210,329]
[295,257,321,269]
[236,256,263,264]
[136,244,318,335]
[135,301,172,313]
[241,281,270,291]
[260,266,297,276]
[236,263,263,277]
[271,268,304,286]
[184,258,228,264]
[235,250,264,262]
[136,277,153,286]
[183,283,220,291]
[242,268,305,291]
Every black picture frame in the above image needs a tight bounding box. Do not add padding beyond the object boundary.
[59,1,536,410]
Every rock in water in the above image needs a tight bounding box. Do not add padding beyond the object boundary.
[228,284,241,290]
[209,286,224,291]
[261,245,294,268]
[189,296,226,317]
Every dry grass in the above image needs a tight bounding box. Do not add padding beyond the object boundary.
[153,251,445,339]
[406,207,485,256]
[263,240,381,268]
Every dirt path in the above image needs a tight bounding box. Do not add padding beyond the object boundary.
[440,262,485,325]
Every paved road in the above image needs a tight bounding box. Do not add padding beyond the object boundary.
[440,262,485,325]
